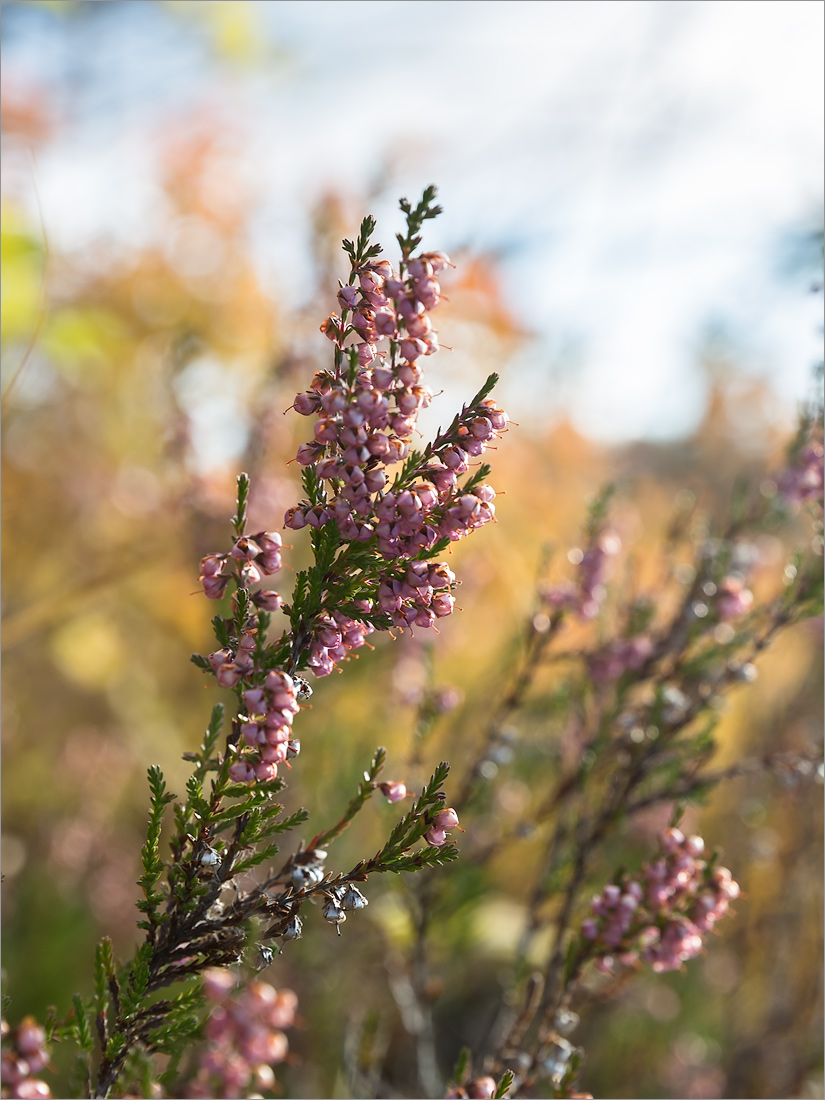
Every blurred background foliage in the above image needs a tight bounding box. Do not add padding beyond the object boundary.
[1,4,822,1099]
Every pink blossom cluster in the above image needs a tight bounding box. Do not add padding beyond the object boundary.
[198,532,284,604]
[195,214,509,784]
[304,605,374,677]
[228,670,301,784]
[778,426,824,509]
[208,617,260,689]
[580,827,739,974]
[1,1018,51,1100]
[541,529,622,620]
[188,969,296,1100]
[285,251,506,565]
[714,575,754,621]
[589,634,653,683]
[378,560,456,630]
[424,805,460,847]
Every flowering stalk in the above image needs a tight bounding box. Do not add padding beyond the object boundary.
[0,188,512,1100]
[383,401,822,1099]
[576,826,740,976]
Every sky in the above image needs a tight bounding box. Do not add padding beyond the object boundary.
[2,0,823,442]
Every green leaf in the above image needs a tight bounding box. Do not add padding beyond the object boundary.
[232,472,250,536]
[495,1069,515,1098]
[451,1046,471,1089]
[120,943,153,1019]
[94,938,116,1017]
[72,994,94,1052]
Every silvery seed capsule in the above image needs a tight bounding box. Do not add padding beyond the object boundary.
[542,1038,574,1084]
[322,898,345,921]
[292,863,324,889]
[341,885,368,910]
[283,915,303,940]
[256,944,275,969]
[553,1009,579,1036]
[322,898,346,935]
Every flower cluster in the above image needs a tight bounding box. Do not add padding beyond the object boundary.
[286,243,506,569]
[193,190,509,787]
[541,528,622,620]
[321,881,369,934]
[227,670,302,784]
[589,634,653,683]
[1,1018,51,1100]
[188,970,296,1100]
[199,532,283,603]
[378,560,456,631]
[580,827,740,973]
[424,805,460,847]
[778,422,824,509]
[714,575,754,621]
[304,606,375,678]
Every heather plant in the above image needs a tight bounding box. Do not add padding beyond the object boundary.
[385,399,823,1100]
[1,189,822,1100]
[2,187,508,1100]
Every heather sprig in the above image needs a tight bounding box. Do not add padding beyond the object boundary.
[29,190,507,1099]
[383,398,823,1099]
[4,189,821,1100]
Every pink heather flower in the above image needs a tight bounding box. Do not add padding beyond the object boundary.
[199,553,230,598]
[466,1077,496,1099]
[192,973,295,1099]
[284,505,309,529]
[433,807,459,830]
[320,314,342,341]
[229,536,261,562]
[1,1018,51,1100]
[337,284,359,310]
[378,781,410,803]
[215,662,245,689]
[240,561,263,586]
[293,390,320,416]
[228,760,256,784]
[253,590,283,612]
[203,969,236,1000]
[715,576,754,620]
[424,826,448,846]
[778,432,824,507]
[662,827,686,851]
[582,829,739,977]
